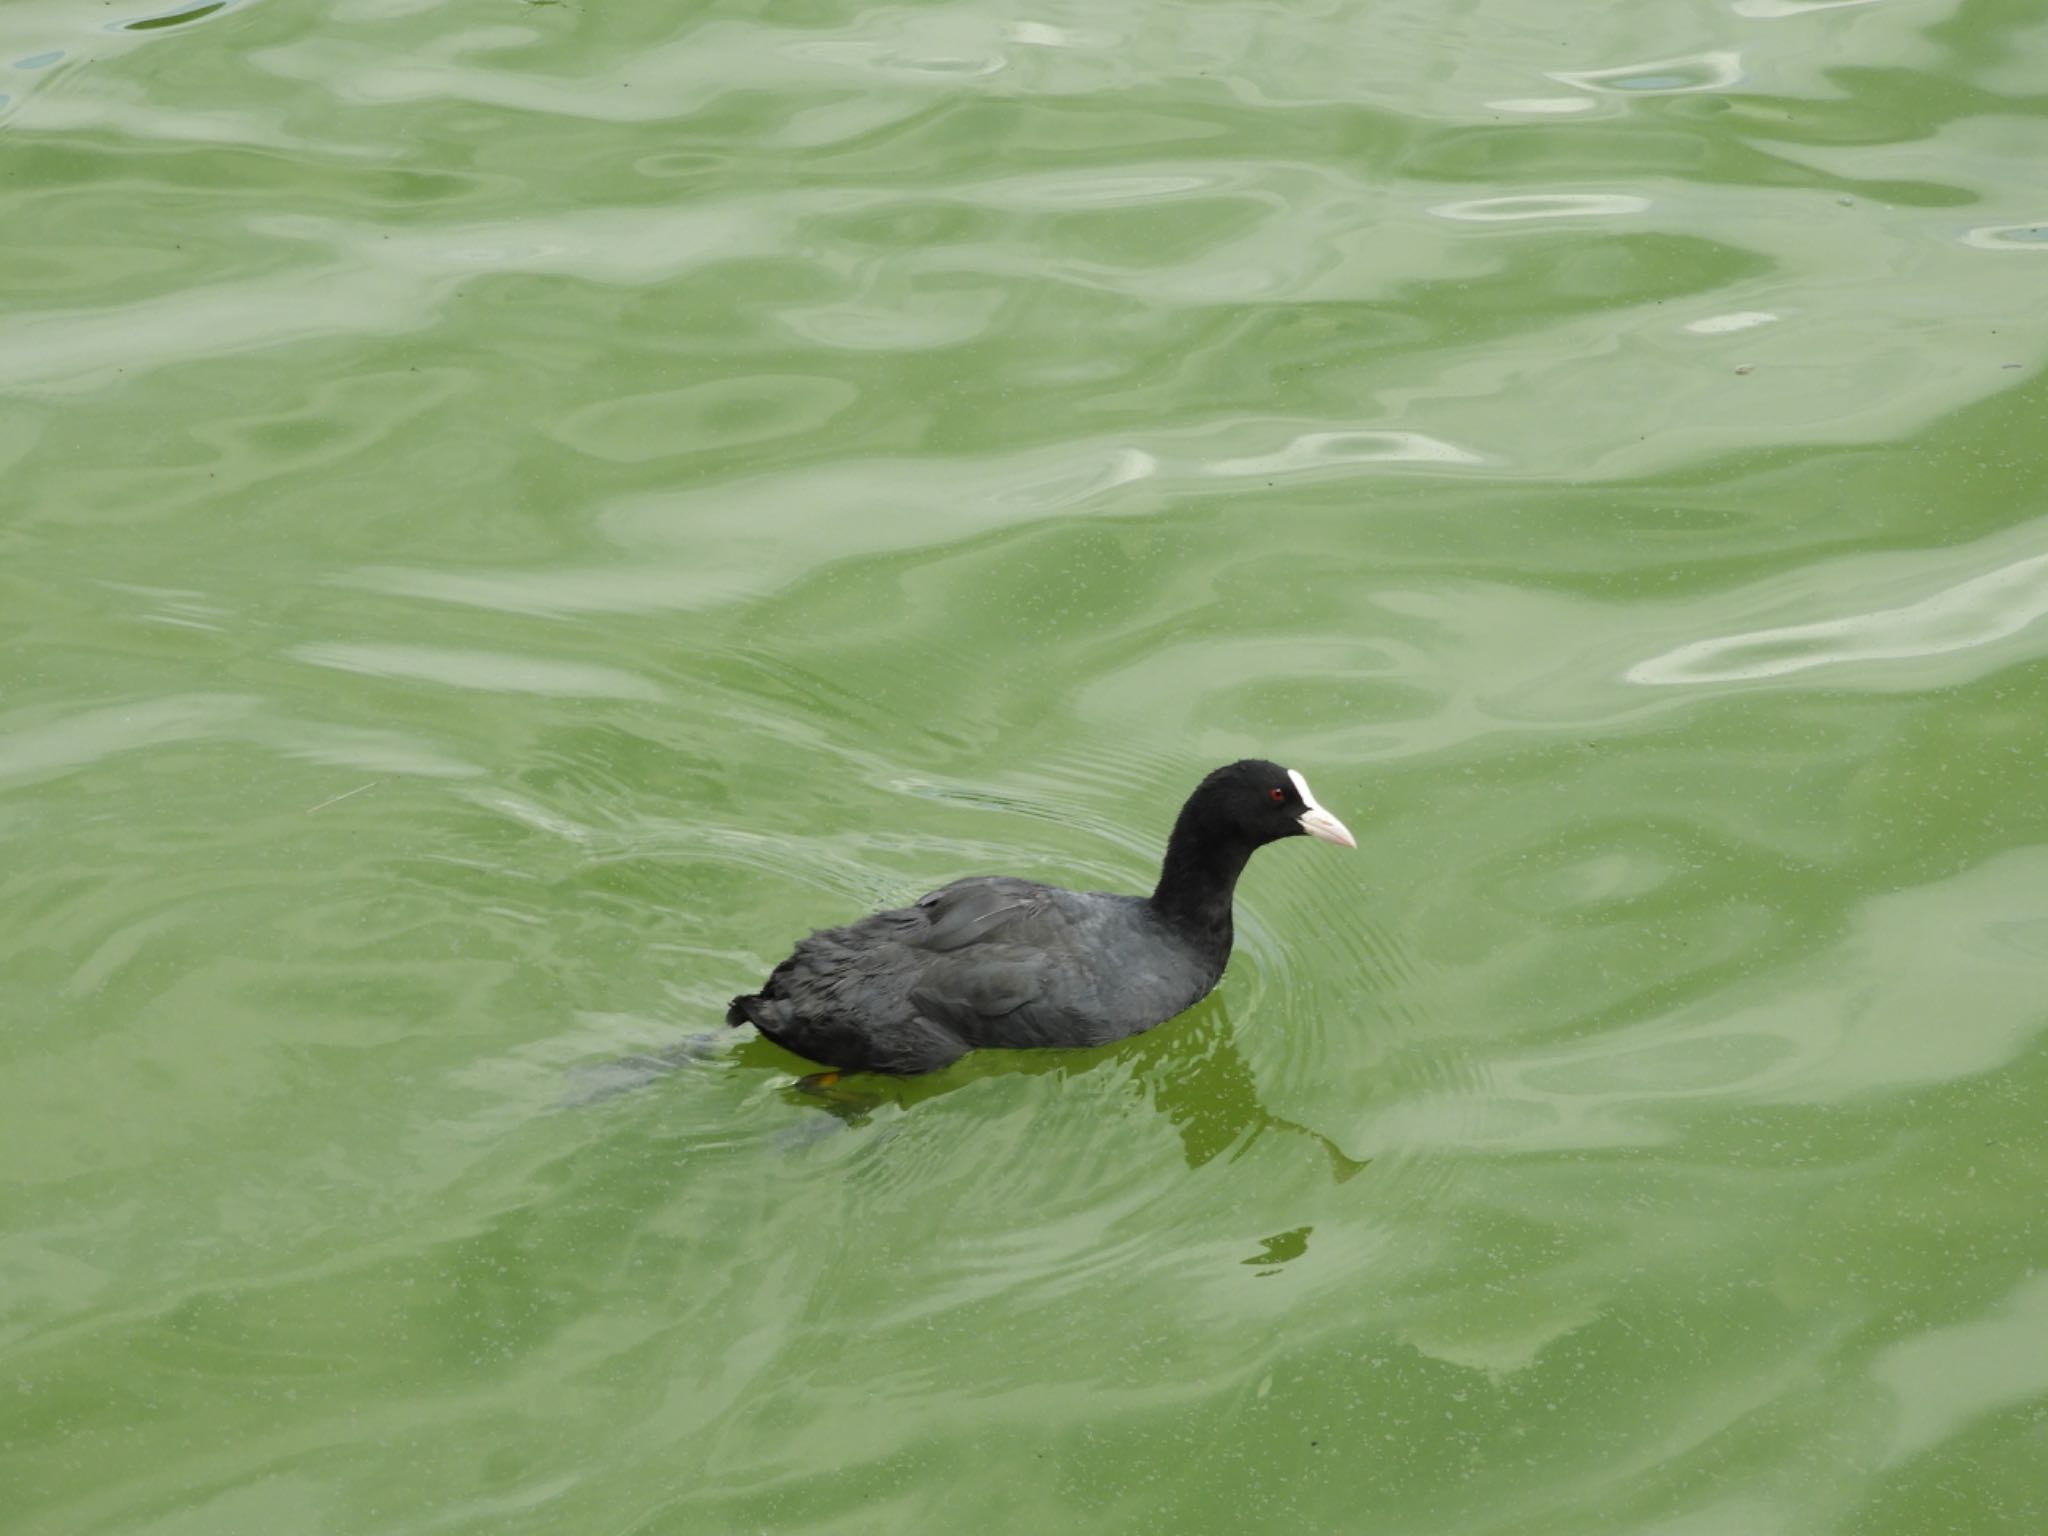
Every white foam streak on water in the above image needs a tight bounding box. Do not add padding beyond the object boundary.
[1547,50,1743,94]
[1205,430,1484,474]
[1962,222,2048,251]
[1485,97,1598,114]
[1683,310,1780,334]
[1629,551,2048,685]
[1429,193,1652,222]
[1734,0,1889,16]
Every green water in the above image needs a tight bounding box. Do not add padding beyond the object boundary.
[6,0,2048,1530]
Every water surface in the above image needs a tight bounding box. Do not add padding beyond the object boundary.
[6,1,2047,1531]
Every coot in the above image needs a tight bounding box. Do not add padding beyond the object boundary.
[726,760,1354,1076]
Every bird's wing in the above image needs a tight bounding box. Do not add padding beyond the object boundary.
[907,946,1103,1049]
[899,880,1114,1048]
[912,878,1069,952]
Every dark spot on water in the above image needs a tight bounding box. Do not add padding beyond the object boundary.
[1242,1224,1313,1272]
[124,2,226,31]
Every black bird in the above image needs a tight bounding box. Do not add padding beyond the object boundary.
[726,760,1355,1077]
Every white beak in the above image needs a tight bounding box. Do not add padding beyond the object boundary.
[1288,769,1356,849]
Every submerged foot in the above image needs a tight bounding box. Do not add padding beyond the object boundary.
[782,1069,890,1125]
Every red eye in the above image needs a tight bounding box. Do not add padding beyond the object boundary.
[1270,787,1286,801]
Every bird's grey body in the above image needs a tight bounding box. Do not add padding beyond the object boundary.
[726,760,1354,1077]
[730,877,1225,1076]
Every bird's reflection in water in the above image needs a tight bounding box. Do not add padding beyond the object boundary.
[571,995,1364,1183]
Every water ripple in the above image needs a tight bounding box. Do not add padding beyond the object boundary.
[1962,221,2048,252]
[0,695,258,787]
[1733,0,1889,15]
[1873,1274,2048,1463]
[1429,193,1652,222]
[291,642,665,700]
[1630,549,2048,686]
[1548,52,1743,95]
[1206,430,1483,476]
[1485,97,1598,116]
[344,420,1485,618]
[6,0,2046,1529]
[1683,309,1780,334]
[1457,846,2048,1148]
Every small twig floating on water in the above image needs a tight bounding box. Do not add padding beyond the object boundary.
[303,780,384,815]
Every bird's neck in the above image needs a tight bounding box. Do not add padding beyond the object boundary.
[1148,824,1254,950]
